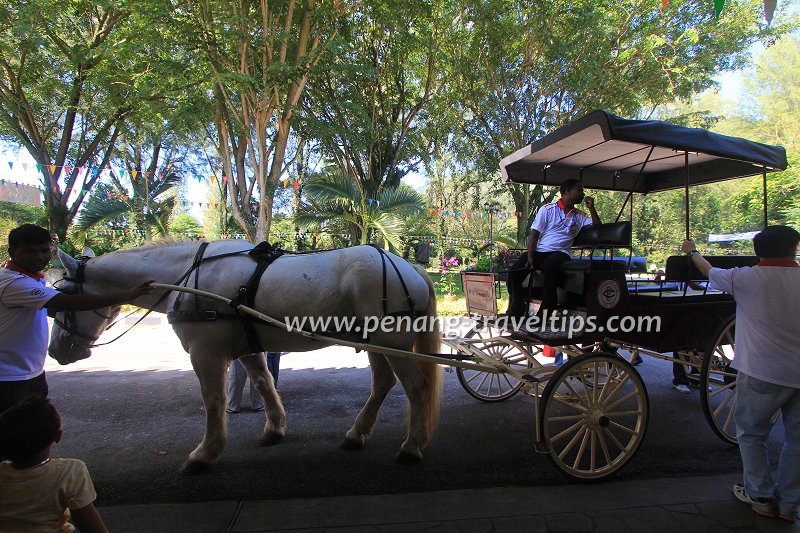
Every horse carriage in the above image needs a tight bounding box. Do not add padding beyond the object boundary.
[47,110,787,481]
[451,110,788,478]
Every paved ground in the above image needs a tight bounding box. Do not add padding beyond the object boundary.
[41,316,797,531]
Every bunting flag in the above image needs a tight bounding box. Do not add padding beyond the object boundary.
[660,0,777,21]
[131,170,138,180]
[764,0,777,23]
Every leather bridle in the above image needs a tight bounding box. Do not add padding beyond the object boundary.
[53,256,118,348]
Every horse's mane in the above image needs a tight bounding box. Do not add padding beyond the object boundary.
[112,237,209,255]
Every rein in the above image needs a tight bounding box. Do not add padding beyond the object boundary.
[54,244,255,348]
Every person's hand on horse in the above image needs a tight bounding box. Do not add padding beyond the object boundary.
[126,280,155,301]
[681,239,696,254]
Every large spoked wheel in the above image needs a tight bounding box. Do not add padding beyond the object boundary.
[456,323,539,402]
[701,315,738,445]
[539,352,649,480]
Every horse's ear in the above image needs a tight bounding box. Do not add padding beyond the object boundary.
[58,249,78,275]
[81,247,95,258]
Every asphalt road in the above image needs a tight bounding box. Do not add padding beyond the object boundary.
[43,318,784,507]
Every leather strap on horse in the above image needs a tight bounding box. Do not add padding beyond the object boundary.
[172,242,210,315]
[227,242,285,352]
[167,241,285,353]
[369,245,416,319]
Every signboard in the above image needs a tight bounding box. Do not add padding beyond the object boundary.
[462,272,497,317]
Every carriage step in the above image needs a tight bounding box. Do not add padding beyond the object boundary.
[511,309,589,345]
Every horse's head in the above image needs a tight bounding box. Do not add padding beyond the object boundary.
[48,248,121,364]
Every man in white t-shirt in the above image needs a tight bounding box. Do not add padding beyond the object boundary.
[682,225,800,523]
[1,225,152,413]
[506,179,601,319]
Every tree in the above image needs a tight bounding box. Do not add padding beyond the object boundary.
[295,171,424,250]
[179,0,347,243]
[303,0,449,201]
[445,0,791,245]
[73,168,182,242]
[0,0,187,242]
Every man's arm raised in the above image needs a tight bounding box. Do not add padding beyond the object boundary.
[44,281,154,312]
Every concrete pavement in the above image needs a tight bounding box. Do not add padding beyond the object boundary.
[45,317,798,532]
[98,473,798,532]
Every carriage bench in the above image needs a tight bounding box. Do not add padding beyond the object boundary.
[629,255,759,304]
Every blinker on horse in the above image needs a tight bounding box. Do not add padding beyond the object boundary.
[48,241,443,474]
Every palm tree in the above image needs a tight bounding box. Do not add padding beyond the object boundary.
[73,171,182,241]
[294,172,424,250]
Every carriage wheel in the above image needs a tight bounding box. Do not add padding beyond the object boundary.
[456,324,539,402]
[539,352,649,480]
[701,315,738,445]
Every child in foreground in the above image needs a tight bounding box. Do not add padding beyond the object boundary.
[0,396,108,533]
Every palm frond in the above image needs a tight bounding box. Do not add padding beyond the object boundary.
[74,198,132,231]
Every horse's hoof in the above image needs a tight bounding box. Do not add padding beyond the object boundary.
[179,460,211,475]
[394,450,422,465]
[258,432,284,447]
[340,437,364,451]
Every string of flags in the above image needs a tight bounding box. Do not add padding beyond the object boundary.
[4,162,174,181]
[83,229,492,246]
[428,208,522,219]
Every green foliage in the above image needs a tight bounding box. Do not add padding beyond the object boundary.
[0,201,47,261]
[0,0,191,241]
[444,0,792,245]
[295,172,425,250]
[73,170,181,244]
[171,213,203,237]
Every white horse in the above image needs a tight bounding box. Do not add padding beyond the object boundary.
[48,241,443,474]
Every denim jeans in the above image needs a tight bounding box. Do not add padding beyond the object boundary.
[734,372,800,516]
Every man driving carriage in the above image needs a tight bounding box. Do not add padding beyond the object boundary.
[506,178,601,321]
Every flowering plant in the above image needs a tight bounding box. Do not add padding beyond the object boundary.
[437,256,460,295]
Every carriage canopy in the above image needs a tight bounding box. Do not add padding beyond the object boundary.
[500,110,788,193]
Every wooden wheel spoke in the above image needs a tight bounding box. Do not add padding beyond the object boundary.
[599,372,630,404]
[597,429,612,465]
[604,410,642,418]
[712,388,736,417]
[608,419,637,436]
[549,420,586,443]
[709,380,736,396]
[604,390,638,412]
[590,430,597,471]
[721,395,736,433]
[557,425,587,460]
[573,428,591,470]
[575,367,593,404]
[549,414,586,422]
[551,394,589,413]
[562,379,587,406]
[601,426,626,453]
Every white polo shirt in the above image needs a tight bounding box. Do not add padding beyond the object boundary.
[0,268,60,381]
[531,200,592,255]
[708,263,800,388]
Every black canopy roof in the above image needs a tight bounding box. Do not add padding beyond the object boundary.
[500,110,788,193]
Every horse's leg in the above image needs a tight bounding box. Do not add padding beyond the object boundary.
[180,349,230,475]
[342,351,397,450]
[387,358,443,464]
[238,352,286,446]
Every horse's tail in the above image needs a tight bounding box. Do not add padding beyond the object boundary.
[411,265,443,441]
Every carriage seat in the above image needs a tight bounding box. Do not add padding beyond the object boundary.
[628,255,759,304]
[663,255,759,281]
[571,221,632,249]
[523,222,635,296]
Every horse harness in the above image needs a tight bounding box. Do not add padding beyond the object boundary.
[55,243,419,351]
[166,243,419,350]
[166,241,285,352]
